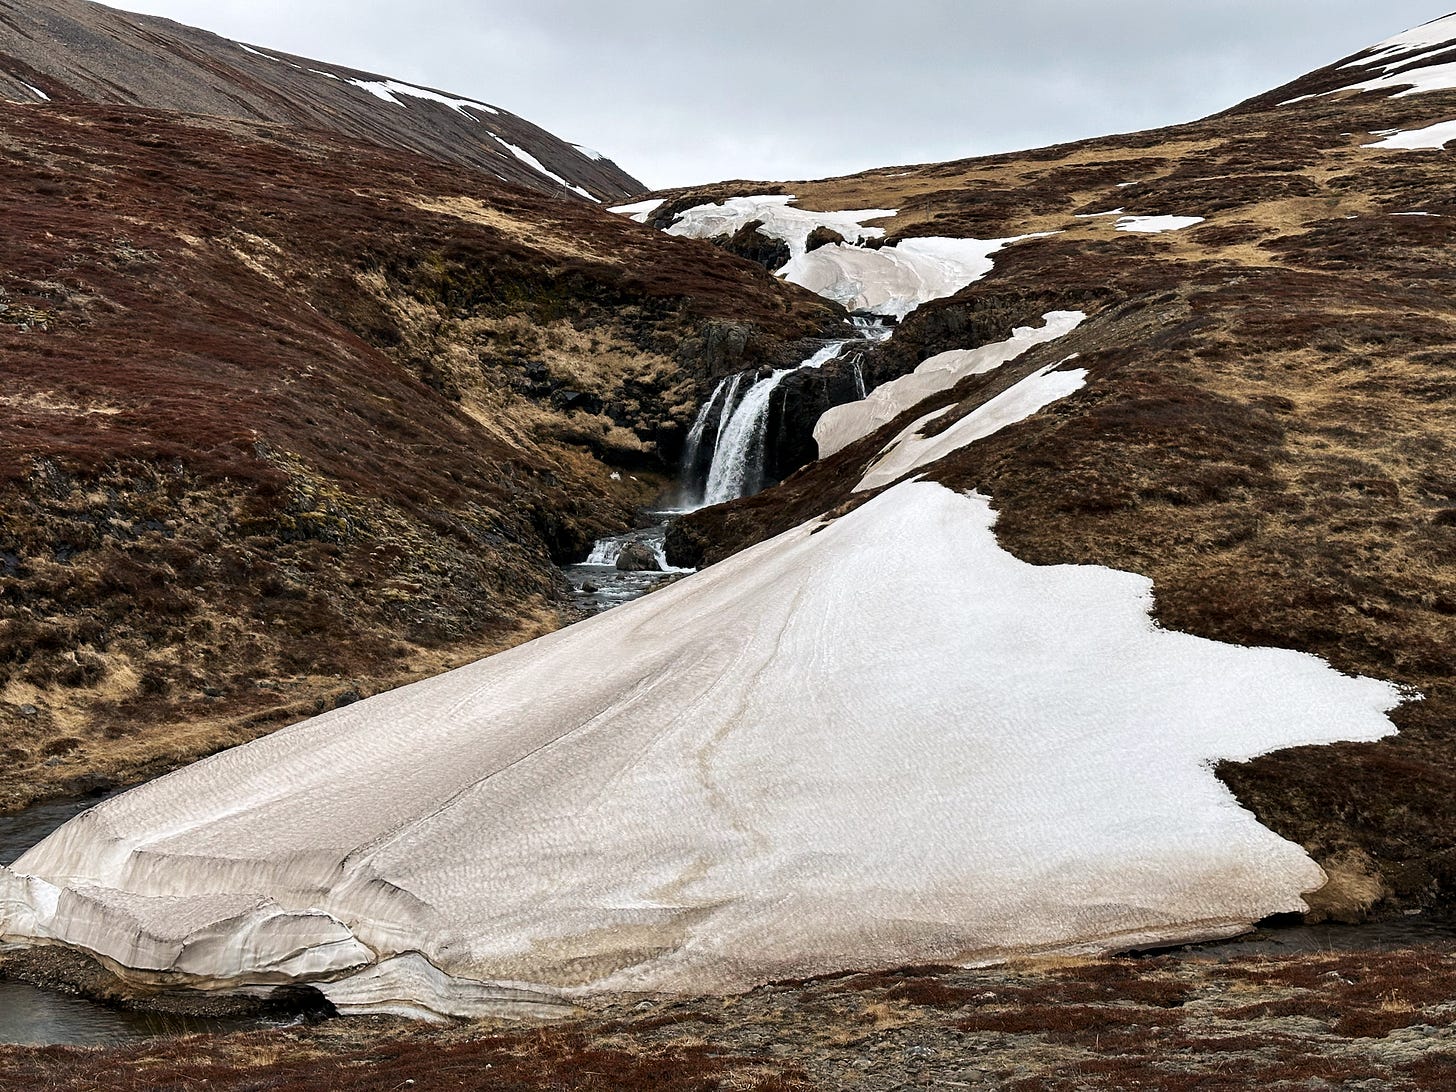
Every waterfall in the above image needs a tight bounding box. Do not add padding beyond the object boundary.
[585,540,619,565]
[678,374,745,496]
[680,386,722,481]
[700,341,849,506]
[851,314,894,343]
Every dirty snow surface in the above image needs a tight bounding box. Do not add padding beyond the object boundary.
[781,234,1053,321]
[0,483,1405,1019]
[816,311,1086,459]
[664,195,898,261]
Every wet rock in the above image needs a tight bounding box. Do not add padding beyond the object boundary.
[664,519,710,570]
[262,984,338,1023]
[615,542,661,572]
[717,220,791,271]
[765,360,869,481]
[581,580,600,594]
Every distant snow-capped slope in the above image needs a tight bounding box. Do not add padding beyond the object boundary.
[0,0,643,201]
[1234,10,1456,113]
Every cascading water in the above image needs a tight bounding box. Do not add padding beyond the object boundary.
[699,341,850,506]
[677,374,744,503]
[572,318,886,613]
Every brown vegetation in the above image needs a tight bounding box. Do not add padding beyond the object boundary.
[4,945,1454,1090]
[664,82,1456,911]
[0,101,843,809]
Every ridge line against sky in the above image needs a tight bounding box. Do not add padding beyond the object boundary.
[108,1,1452,189]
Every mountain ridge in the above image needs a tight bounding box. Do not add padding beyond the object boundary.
[0,0,644,201]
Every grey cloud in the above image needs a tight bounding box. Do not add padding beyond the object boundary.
[112,1,1451,187]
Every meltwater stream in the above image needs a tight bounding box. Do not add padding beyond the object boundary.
[0,798,268,1046]
[567,321,893,613]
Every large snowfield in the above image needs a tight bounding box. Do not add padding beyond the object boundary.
[0,484,1405,1019]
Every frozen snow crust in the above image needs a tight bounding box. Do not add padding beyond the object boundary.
[643,193,1054,321]
[0,484,1405,1019]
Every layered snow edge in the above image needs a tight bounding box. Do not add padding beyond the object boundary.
[0,483,1408,1019]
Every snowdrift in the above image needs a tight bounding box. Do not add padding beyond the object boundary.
[0,483,1405,1018]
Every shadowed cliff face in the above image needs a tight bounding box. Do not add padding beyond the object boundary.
[0,100,843,811]
[0,0,643,201]
[659,36,1456,913]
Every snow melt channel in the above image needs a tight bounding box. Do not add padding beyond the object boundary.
[0,483,1407,1019]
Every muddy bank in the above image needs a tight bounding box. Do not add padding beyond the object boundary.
[3,944,1455,1090]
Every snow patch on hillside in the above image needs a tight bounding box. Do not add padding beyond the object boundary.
[816,311,1086,459]
[855,362,1088,492]
[348,78,500,117]
[781,234,1055,321]
[610,198,665,223]
[1365,119,1456,149]
[1115,215,1205,233]
[665,195,898,261]
[493,138,598,200]
[1354,15,1456,67]
[0,483,1405,1017]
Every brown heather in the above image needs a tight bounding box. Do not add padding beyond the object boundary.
[0,101,844,810]
[3,948,1455,1089]
[667,75,1456,917]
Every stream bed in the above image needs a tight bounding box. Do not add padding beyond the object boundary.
[0,796,271,1047]
[563,517,689,614]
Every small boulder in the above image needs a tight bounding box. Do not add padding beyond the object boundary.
[615,542,661,572]
[581,580,600,594]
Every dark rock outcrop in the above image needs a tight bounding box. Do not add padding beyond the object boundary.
[614,542,661,572]
[805,226,846,252]
[717,220,791,271]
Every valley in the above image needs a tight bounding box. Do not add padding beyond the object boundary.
[2,2,1456,1086]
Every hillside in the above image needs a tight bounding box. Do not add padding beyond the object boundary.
[0,0,642,200]
[658,17,1456,914]
[2,7,1456,1068]
[0,98,843,810]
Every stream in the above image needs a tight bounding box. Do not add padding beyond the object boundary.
[0,798,271,1046]
[6,321,1453,1047]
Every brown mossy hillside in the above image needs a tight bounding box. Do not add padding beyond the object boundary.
[665,86,1456,911]
[0,101,843,809]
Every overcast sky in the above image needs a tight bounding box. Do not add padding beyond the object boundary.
[110,1,1450,189]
